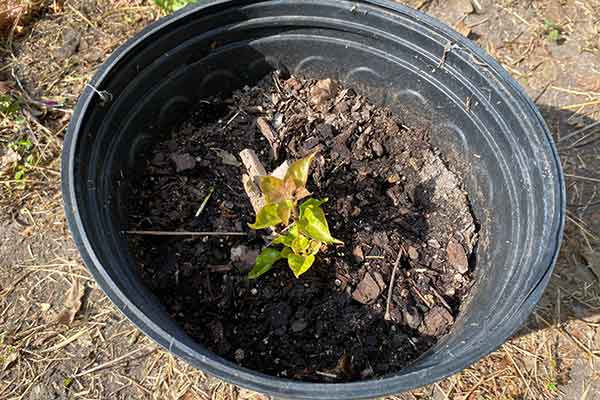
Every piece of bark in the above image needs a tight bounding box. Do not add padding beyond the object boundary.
[256,117,280,160]
[271,160,290,180]
[352,272,382,304]
[242,174,265,214]
[240,149,267,179]
[239,148,289,218]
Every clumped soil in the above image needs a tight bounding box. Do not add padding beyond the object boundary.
[127,72,478,382]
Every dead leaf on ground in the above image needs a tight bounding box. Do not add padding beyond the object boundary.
[454,18,472,38]
[1,347,19,371]
[54,279,85,325]
[0,81,13,94]
[213,148,241,167]
[0,148,21,172]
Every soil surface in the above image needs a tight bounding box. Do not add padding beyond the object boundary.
[127,73,478,381]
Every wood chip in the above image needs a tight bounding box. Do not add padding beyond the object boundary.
[256,117,280,160]
[352,272,382,304]
[447,240,469,274]
[419,306,454,336]
[454,18,472,38]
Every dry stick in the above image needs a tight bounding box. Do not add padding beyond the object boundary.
[558,120,600,143]
[430,286,452,313]
[41,329,92,353]
[256,117,280,160]
[384,247,404,321]
[125,230,246,237]
[74,347,155,377]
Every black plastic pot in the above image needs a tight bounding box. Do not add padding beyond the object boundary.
[62,1,565,398]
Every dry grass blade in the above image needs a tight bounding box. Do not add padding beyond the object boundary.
[41,328,91,353]
[73,346,155,377]
[125,230,247,236]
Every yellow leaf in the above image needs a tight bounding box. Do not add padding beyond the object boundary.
[284,152,316,190]
[258,176,287,205]
[276,200,293,226]
[291,233,311,255]
[287,254,316,278]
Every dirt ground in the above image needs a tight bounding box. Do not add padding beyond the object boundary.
[0,0,599,399]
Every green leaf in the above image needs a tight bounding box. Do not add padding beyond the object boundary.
[272,224,298,247]
[258,176,288,205]
[63,377,74,389]
[291,233,311,255]
[248,203,282,229]
[284,152,316,190]
[14,167,25,181]
[248,248,283,279]
[153,0,195,13]
[286,253,316,278]
[298,198,329,219]
[298,198,343,244]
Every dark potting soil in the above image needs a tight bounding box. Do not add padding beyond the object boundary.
[127,73,478,382]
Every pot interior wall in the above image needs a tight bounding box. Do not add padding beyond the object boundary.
[67,0,562,392]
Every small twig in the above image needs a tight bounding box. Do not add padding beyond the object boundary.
[438,42,456,68]
[206,265,232,273]
[41,329,91,353]
[564,173,600,183]
[73,347,155,377]
[125,230,246,237]
[224,110,241,128]
[195,187,214,217]
[384,247,404,321]
[430,286,452,313]
[559,120,600,143]
[315,371,338,379]
[256,117,280,160]
[411,280,433,308]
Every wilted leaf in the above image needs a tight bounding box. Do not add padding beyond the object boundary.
[213,148,241,167]
[298,198,343,244]
[276,200,293,226]
[291,233,311,255]
[284,152,316,189]
[293,186,312,202]
[54,279,85,325]
[258,176,287,204]
[1,347,18,371]
[272,224,299,247]
[0,148,20,172]
[286,253,315,278]
[248,248,283,279]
